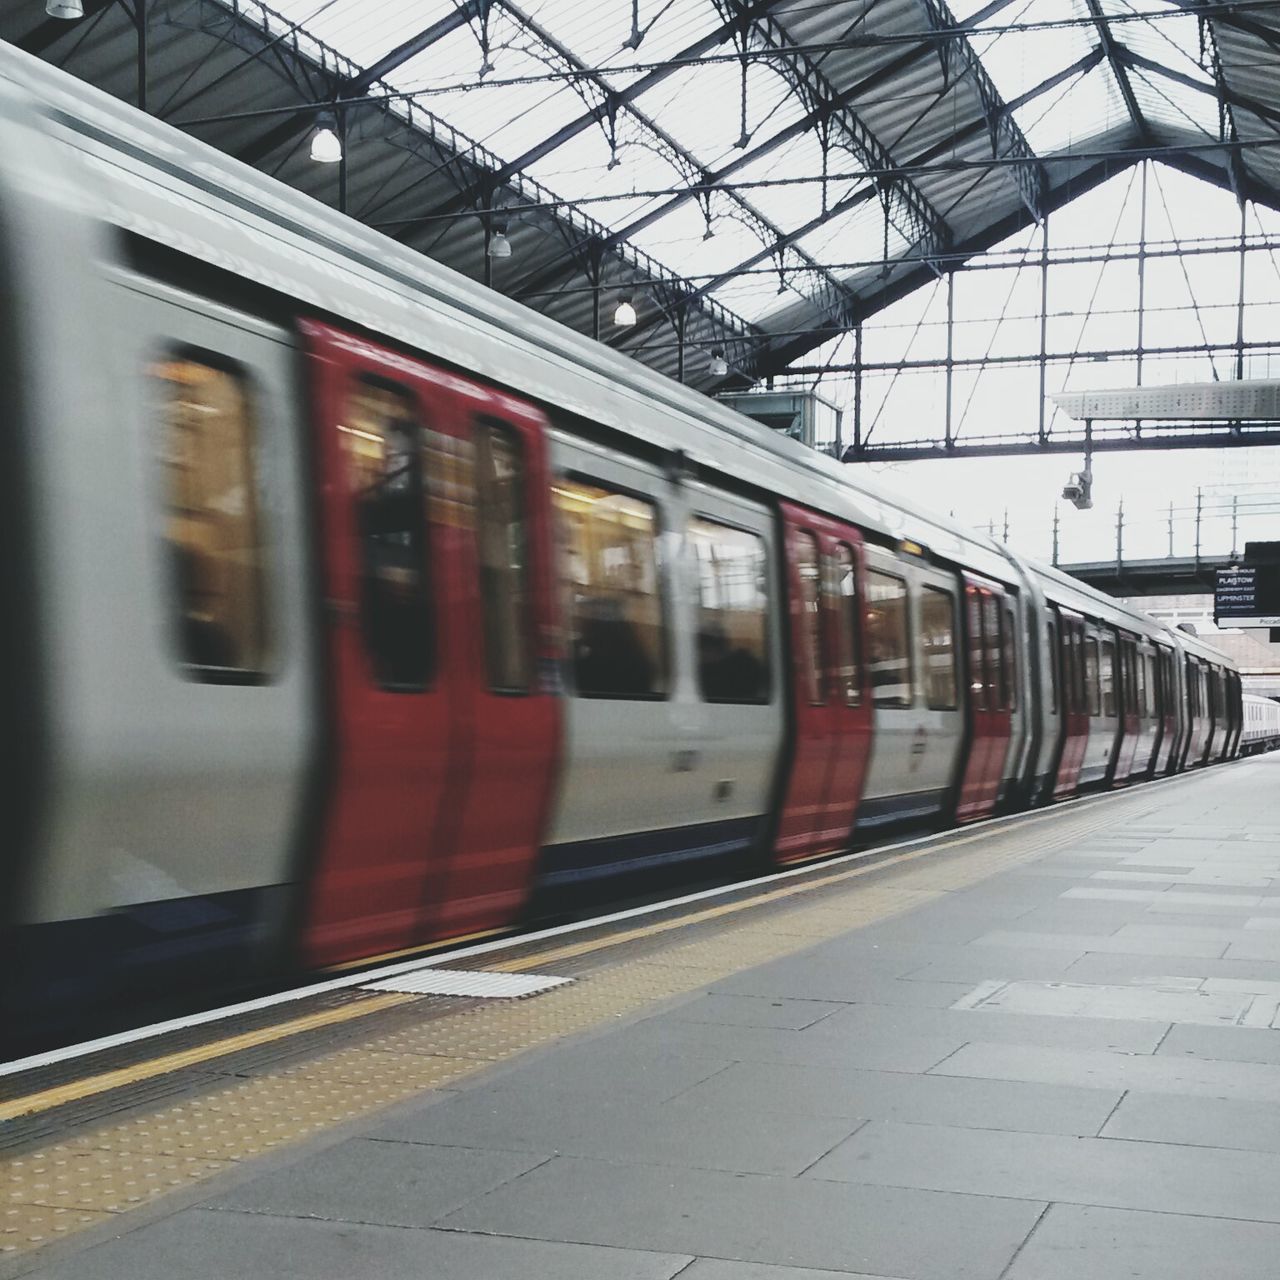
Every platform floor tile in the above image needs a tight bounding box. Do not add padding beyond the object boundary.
[1005,1204,1280,1280]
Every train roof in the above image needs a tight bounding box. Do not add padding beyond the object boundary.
[0,43,1232,661]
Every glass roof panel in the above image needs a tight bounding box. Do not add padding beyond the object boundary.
[248,0,1259,343]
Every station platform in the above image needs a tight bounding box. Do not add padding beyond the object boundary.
[6,755,1280,1280]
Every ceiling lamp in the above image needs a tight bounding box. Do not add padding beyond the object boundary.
[488,226,512,259]
[46,0,83,16]
[613,296,637,327]
[310,113,342,164]
[708,349,728,377]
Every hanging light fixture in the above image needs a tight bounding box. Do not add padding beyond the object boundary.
[309,112,342,164]
[45,0,83,16]
[487,224,512,259]
[613,296,637,327]
[708,349,728,377]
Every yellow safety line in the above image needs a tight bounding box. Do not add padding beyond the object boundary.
[0,992,412,1122]
[495,815,1060,974]
[2,799,1085,1121]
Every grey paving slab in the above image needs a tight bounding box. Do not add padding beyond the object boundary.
[933,1040,1280,1103]
[709,967,975,1008]
[1227,936,1280,960]
[1111,921,1248,944]
[1102,1090,1280,1152]
[206,1139,545,1226]
[672,1060,1121,1136]
[1063,950,1280,984]
[971,929,1228,958]
[903,951,1086,985]
[614,1014,963,1072]
[1001,908,1148,933]
[679,1262,907,1280]
[805,1119,1280,1222]
[439,1154,1045,1280]
[1157,1021,1280,1065]
[954,976,1252,1026]
[362,1089,863,1176]
[455,1038,736,1102]
[18,1209,693,1280]
[1004,1203,1280,1280]
[811,999,1168,1053]
[666,993,845,1029]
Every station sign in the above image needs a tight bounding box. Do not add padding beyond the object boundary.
[1216,563,1280,628]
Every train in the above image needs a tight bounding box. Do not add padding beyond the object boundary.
[1241,693,1280,756]
[0,47,1244,1051]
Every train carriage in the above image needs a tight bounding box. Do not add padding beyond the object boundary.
[0,46,1245,1048]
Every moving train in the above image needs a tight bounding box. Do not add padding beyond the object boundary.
[0,48,1244,1049]
[1241,693,1280,755]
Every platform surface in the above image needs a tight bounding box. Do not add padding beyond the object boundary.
[7,755,1280,1279]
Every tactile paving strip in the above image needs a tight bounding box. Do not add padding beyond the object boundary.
[0,781,1194,1259]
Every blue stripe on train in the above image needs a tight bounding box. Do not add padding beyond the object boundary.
[537,815,762,889]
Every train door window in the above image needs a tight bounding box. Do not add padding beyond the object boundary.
[793,530,825,705]
[474,420,531,693]
[339,377,432,692]
[1085,635,1101,716]
[555,477,667,699]
[983,594,1003,711]
[157,353,273,682]
[920,585,957,710]
[831,543,862,707]
[688,516,771,704]
[1001,603,1017,711]
[866,570,911,707]
[1045,612,1059,714]
[1100,638,1117,717]
[968,590,990,711]
[1136,651,1148,717]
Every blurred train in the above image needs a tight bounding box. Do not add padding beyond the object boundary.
[1241,694,1280,756]
[0,49,1244,1050]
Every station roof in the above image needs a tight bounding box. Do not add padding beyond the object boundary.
[5,0,1279,390]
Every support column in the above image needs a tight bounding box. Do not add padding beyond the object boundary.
[1038,211,1049,446]
[945,271,955,450]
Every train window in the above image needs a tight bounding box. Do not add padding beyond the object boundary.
[794,531,825,705]
[475,420,531,694]
[993,606,1013,716]
[831,543,862,707]
[555,477,667,699]
[920,586,957,710]
[1045,613,1059,714]
[867,570,912,707]
[968,590,990,711]
[983,594,1002,711]
[339,378,432,692]
[1085,636,1101,716]
[1137,651,1149,717]
[157,354,273,682]
[688,516,771,704]
[1100,639,1117,717]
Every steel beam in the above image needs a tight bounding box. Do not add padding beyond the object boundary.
[488,0,859,326]
[914,0,1047,220]
[236,2,485,166]
[843,427,1280,462]
[18,0,118,54]
[1084,0,1151,144]
[413,0,795,223]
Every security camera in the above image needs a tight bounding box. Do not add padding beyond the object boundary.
[1062,471,1093,510]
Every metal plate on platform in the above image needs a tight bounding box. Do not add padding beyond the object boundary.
[359,969,571,999]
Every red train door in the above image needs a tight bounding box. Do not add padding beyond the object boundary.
[299,322,560,967]
[1112,636,1141,784]
[419,386,563,941]
[774,504,872,864]
[955,576,1012,822]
